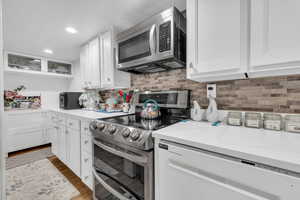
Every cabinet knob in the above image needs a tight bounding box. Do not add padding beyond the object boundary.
[69,123,73,126]
[84,176,89,180]
[66,130,69,134]
[84,158,89,162]
[84,140,89,144]
[84,127,88,131]
[107,78,111,82]
[189,62,193,69]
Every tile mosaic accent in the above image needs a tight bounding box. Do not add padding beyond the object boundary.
[101,69,300,113]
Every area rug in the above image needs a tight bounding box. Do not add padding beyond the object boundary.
[6,147,54,169]
[6,159,80,200]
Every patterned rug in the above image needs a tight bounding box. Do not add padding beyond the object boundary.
[6,147,53,169]
[6,159,80,200]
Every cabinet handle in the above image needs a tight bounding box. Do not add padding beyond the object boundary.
[69,123,73,126]
[189,62,193,69]
[84,127,89,131]
[84,158,89,162]
[107,78,111,82]
[84,176,89,180]
[66,130,69,134]
[84,140,89,144]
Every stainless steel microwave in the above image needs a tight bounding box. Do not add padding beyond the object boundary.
[116,7,186,74]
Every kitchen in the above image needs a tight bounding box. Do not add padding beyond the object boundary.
[1,0,300,200]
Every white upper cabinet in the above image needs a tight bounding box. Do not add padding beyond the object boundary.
[81,37,101,89]
[100,30,114,88]
[187,0,249,82]
[81,28,130,90]
[4,52,73,78]
[249,0,300,78]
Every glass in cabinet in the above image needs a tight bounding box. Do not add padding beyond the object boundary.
[47,60,72,75]
[7,53,42,72]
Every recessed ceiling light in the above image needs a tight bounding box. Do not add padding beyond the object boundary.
[44,49,53,54]
[65,27,78,34]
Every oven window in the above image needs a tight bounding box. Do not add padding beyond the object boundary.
[118,31,151,64]
[94,142,145,200]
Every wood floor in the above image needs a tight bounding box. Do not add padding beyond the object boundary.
[9,145,93,200]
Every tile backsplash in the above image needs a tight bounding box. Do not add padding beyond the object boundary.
[101,69,300,113]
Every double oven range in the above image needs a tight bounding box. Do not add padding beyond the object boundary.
[89,90,190,200]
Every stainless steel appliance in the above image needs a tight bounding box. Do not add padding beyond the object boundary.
[117,7,186,74]
[59,92,82,110]
[90,90,190,200]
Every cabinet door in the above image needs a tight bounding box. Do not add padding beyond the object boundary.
[57,125,67,164]
[80,44,90,89]
[47,127,58,155]
[67,128,81,177]
[250,0,300,77]
[88,37,101,89]
[100,30,114,88]
[156,141,300,200]
[187,0,249,82]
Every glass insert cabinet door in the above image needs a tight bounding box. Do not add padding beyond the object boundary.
[48,61,72,75]
[7,53,42,72]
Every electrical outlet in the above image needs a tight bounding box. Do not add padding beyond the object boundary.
[207,84,216,98]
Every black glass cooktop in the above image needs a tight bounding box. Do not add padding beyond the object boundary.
[99,114,184,131]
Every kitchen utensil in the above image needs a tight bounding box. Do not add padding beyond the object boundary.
[141,99,161,119]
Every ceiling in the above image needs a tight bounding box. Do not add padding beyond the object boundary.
[3,0,186,62]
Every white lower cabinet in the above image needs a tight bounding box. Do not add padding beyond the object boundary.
[155,140,300,200]
[50,113,81,177]
[6,111,50,153]
[67,127,81,176]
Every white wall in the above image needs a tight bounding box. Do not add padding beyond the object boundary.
[68,59,83,92]
[0,0,5,198]
[4,73,71,109]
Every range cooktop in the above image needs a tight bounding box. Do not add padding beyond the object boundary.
[99,114,183,131]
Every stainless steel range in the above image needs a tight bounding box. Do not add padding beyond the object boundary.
[90,90,190,200]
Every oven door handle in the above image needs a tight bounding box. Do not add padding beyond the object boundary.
[149,24,157,55]
[93,140,147,165]
[93,168,134,200]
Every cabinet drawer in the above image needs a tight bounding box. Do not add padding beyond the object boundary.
[81,151,93,189]
[81,133,92,154]
[57,115,66,125]
[81,121,91,136]
[67,118,80,130]
[82,173,93,190]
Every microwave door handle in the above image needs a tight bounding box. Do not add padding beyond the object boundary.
[93,169,138,200]
[149,24,157,54]
[93,139,147,164]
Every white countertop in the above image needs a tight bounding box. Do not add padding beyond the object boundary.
[153,120,300,173]
[49,109,129,119]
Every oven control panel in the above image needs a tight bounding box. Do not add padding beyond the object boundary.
[90,120,153,150]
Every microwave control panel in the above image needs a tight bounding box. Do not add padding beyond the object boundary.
[159,21,171,52]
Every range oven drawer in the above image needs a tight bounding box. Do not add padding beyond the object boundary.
[93,140,154,200]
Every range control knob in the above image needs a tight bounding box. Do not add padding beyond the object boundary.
[90,121,98,131]
[108,125,117,134]
[122,128,131,138]
[97,122,106,131]
[130,130,141,141]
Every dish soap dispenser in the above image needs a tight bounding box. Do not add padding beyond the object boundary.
[191,101,204,121]
[206,96,219,123]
